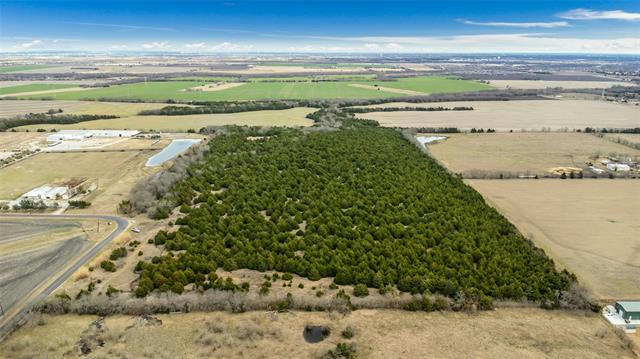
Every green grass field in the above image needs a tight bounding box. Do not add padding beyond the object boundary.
[0,65,52,73]
[0,83,77,95]
[18,76,492,101]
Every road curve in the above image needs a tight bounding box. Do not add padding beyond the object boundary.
[0,214,129,340]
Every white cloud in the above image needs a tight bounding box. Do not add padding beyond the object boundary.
[14,39,42,49]
[210,42,254,51]
[333,34,640,54]
[462,20,570,28]
[558,8,640,21]
[385,43,404,50]
[184,42,206,49]
[363,43,380,50]
[110,44,128,50]
[141,41,170,49]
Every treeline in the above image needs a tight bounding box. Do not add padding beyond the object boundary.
[584,127,640,134]
[0,113,119,131]
[414,127,461,133]
[132,127,576,305]
[344,106,473,114]
[139,101,298,116]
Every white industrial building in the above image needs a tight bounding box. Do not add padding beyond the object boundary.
[603,301,640,333]
[47,130,140,142]
[21,186,69,200]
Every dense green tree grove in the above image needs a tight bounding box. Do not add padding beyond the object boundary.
[136,127,573,301]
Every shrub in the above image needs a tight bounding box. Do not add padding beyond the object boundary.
[353,284,369,297]
[106,285,120,297]
[109,247,127,260]
[341,326,354,339]
[100,260,116,272]
[325,342,357,359]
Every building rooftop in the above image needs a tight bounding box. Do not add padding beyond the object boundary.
[618,301,640,312]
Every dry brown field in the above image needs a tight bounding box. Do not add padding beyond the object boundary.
[0,308,634,359]
[605,134,640,147]
[0,132,47,150]
[0,100,180,118]
[0,151,156,203]
[424,132,640,176]
[357,100,640,131]
[468,179,640,300]
[17,107,316,132]
[488,80,632,90]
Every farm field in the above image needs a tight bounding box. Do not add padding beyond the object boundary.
[488,79,633,90]
[17,76,493,101]
[357,100,640,131]
[0,132,47,151]
[0,100,182,118]
[605,134,640,148]
[0,65,52,73]
[0,83,78,96]
[424,132,640,177]
[0,151,155,202]
[469,180,640,300]
[17,107,316,132]
[0,308,634,359]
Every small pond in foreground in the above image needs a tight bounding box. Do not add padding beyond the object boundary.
[146,139,201,167]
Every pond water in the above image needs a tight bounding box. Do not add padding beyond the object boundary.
[416,136,446,147]
[303,325,330,343]
[146,139,201,167]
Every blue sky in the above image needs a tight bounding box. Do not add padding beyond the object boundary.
[1,0,639,53]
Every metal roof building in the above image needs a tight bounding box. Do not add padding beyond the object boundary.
[47,130,140,142]
[615,301,640,321]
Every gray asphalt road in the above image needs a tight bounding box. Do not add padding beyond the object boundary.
[0,214,129,340]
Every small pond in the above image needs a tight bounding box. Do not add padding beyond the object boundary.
[303,325,330,343]
[416,136,446,147]
[146,139,201,167]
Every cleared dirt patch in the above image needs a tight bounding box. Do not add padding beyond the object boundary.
[469,179,640,300]
[358,100,640,131]
[0,132,47,151]
[426,132,640,177]
[185,82,246,92]
[0,308,634,358]
[348,83,428,96]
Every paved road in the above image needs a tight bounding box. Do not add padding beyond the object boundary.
[0,214,128,340]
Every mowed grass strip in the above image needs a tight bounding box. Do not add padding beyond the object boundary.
[0,65,52,73]
[16,107,316,132]
[19,76,492,101]
[0,83,77,96]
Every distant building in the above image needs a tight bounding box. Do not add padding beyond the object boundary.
[47,130,140,142]
[616,301,640,321]
[603,301,640,333]
[21,186,69,200]
[607,163,631,172]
